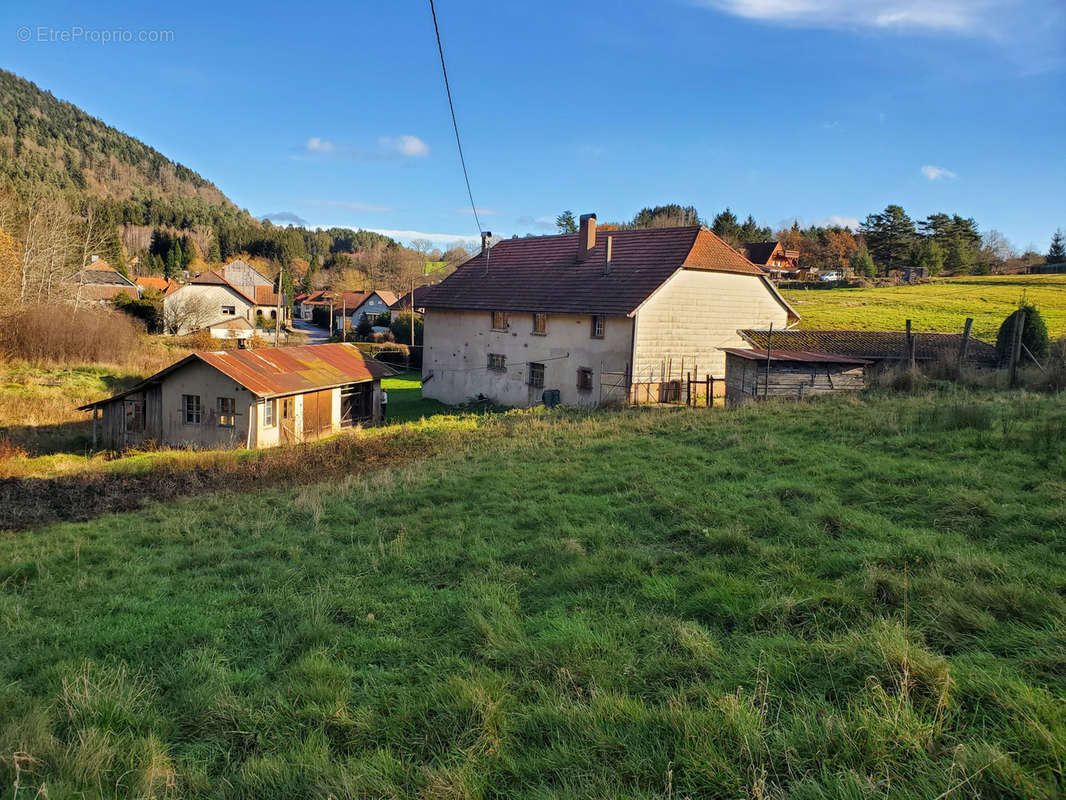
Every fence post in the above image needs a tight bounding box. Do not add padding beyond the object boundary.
[706,375,711,407]
[1009,310,1026,387]
[957,317,973,366]
[905,319,915,369]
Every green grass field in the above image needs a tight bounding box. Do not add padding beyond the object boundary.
[781,275,1066,342]
[2,388,1064,798]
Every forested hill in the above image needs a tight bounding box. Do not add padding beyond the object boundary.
[0,69,232,208]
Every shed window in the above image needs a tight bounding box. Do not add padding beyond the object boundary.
[488,353,506,372]
[491,311,509,330]
[124,395,145,432]
[221,305,235,315]
[528,362,545,388]
[532,313,547,334]
[263,399,275,427]
[217,397,236,427]
[182,394,201,425]
[590,315,605,339]
[577,368,594,392]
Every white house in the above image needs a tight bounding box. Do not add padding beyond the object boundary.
[418,214,798,407]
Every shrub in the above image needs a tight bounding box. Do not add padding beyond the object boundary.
[390,312,423,347]
[995,302,1049,365]
[0,304,145,365]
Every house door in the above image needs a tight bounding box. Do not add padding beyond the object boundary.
[280,396,297,444]
[302,390,334,440]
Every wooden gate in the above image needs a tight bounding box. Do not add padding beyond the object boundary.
[280,396,297,444]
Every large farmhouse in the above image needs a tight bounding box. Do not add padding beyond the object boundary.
[419,214,798,407]
[80,343,390,450]
[162,261,287,337]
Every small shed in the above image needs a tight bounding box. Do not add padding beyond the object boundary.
[721,347,870,404]
[80,343,392,451]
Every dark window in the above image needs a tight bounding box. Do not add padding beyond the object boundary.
[270,309,277,319]
[124,394,145,432]
[577,368,594,392]
[182,394,201,424]
[218,397,236,427]
[532,313,547,334]
[221,305,235,315]
[491,311,509,330]
[528,362,545,388]
[263,399,275,427]
[590,315,605,339]
[488,353,506,372]
[340,383,373,427]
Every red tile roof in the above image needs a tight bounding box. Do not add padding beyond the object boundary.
[738,329,997,366]
[135,277,180,295]
[254,285,281,306]
[419,226,769,317]
[189,270,256,304]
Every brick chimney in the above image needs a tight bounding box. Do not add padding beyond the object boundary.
[480,231,492,251]
[578,213,596,261]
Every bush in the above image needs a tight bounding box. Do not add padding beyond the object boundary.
[390,312,423,347]
[995,302,1049,366]
[0,304,146,365]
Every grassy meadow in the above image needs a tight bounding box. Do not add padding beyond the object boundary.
[781,274,1066,341]
[2,388,1065,798]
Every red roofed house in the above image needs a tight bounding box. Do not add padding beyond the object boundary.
[741,241,802,279]
[332,290,399,333]
[161,260,287,338]
[419,214,799,407]
[135,276,181,297]
[79,343,390,450]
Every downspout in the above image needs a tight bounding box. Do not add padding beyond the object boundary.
[628,312,639,405]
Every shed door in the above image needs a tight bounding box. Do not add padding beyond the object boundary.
[302,390,333,439]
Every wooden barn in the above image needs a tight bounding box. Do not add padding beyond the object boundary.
[721,347,869,403]
[79,343,391,451]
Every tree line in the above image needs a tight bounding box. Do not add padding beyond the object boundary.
[553,204,1062,276]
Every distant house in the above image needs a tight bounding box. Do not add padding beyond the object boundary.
[722,347,869,403]
[135,276,181,297]
[389,285,438,315]
[69,257,140,303]
[333,290,399,332]
[419,213,798,407]
[162,262,287,336]
[737,329,997,368]
[294,289,333,321]
[79,343,390,450]
[742,241,802,279]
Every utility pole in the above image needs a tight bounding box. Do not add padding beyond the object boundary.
[274,267,282,347]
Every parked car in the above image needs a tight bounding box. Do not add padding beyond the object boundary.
[820,271,842,282]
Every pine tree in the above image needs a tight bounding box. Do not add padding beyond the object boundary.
[850,245,875,278]
[711,208,741,242]
[1048,229,1066,263]
[555,211,577,234]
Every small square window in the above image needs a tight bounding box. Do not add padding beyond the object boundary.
[532,313,547,335]
[528,362,545,388]
[488,353,507,372]
[221,305,235,315]
[590,315,605,339]
[577,368,594,392]
[263,399,275,427]
[217,397,236,427]
[491,311,509,330]
[182,394,201,425]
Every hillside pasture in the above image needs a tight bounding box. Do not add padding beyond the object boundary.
[1,389,1064,798]
[781,274,1066,341]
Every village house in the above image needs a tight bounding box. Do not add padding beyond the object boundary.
[333,290,399,333]
[741,241,803,279]
[79,343,389,450]
[134,276,181,297]
[69,257,140,303]
[418,214,799,407]
[294,289,333,321]
[161,261,287,338]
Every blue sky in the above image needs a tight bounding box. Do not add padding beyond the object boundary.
[3,0,1064,252]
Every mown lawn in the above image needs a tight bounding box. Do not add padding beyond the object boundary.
[781,274,1066,341]
[1,390,1065,798]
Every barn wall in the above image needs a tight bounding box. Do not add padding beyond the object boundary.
[158,360,254,447]
[422,309,633,407]
[632,270,790,383]
[725,353,866,404]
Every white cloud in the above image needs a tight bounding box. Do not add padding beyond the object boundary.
[378,135,429,158]
[367,228,479,247]
[516,215,556,232]
[921,164,958,181]
[813,215,861,229]
[305,137,336,155]
[693,0,983,32]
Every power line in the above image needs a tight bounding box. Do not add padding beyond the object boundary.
[428,0,482,238]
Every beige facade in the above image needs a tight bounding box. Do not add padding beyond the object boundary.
[631,270,790,381]
[88,360,382,450]
[422,269,792,408]
[163,284,255,335]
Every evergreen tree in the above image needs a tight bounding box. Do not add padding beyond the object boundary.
[944,238,976,274]
[995,302,1049,365]
[850,245,876,277]
[1048,229,1066,263]
[860,205,916,274]
[555,211,577,234]
[738,215,771,243]
[208,235,221,263]
[711,208,741,242]
[355,312,373,340]
[913,238,944,275]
